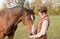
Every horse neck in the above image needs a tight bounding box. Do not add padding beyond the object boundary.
[12,6,24,17]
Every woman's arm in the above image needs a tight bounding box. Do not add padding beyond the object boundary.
[29,20,48,38]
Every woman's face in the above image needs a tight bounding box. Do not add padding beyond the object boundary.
[39,12,47,18]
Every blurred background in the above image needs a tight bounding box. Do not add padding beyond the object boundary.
[0,0,60,39]
[0,0,60,15]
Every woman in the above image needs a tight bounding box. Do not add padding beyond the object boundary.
[29,6,50,39]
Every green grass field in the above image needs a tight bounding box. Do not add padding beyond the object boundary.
[5,16,60,39]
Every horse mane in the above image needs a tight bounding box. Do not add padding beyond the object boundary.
[0,6,23,16]
[0,6,35,17]
[26,8,35,20]
[26,8,35,15]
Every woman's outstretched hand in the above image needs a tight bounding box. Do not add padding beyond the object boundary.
[29,35,36,38]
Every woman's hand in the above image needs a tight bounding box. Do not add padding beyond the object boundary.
[29,35,36,38]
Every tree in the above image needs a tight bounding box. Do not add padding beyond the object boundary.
[49,0,60,9]
[5,0,18,8]
[5,0,25,8]
[1,3,7,10]
[31,0,43,10]
[43,0,52,10]
[2,3,7,9]
[17,0,25,6]
[24,1,30,8]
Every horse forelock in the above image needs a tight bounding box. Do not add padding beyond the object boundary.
[26,8,35,21]
[26,9,34,15]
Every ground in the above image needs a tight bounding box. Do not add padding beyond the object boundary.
[5,16,60,39]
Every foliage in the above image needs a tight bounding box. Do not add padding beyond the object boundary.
[31,0,42,10]
[24,1,30,8]
[34,9,39,15]
[48,6,60,15]
[0,3,7,10]
[17,0,25,6]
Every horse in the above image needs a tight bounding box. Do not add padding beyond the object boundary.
[0,6,35,39]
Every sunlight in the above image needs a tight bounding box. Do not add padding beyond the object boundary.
[0,0,4,8]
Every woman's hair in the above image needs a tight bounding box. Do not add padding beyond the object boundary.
[37,6,48,14]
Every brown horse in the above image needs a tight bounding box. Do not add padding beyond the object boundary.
[0,6,35,39]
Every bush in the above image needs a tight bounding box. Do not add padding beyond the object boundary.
[34,9,39,15]
[48,9,60,15]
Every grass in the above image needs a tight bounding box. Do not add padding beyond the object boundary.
[5,16,60,39]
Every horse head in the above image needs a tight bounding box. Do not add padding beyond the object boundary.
[20,8,35,35]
